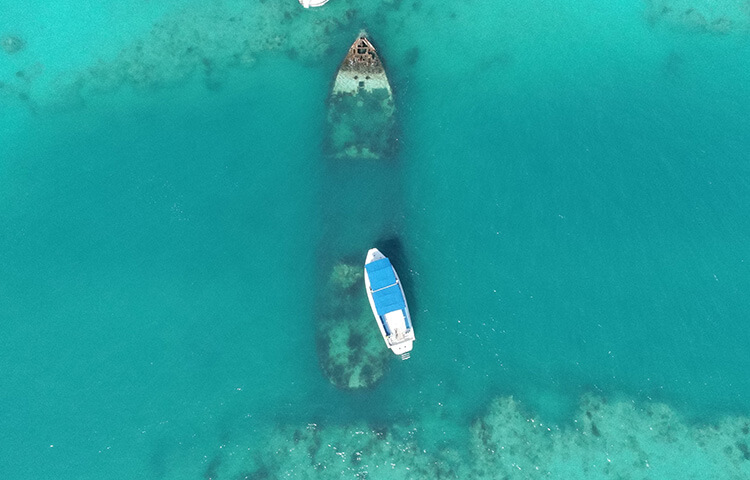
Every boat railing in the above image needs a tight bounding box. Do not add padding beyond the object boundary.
[370,279,399,293]
[389,328,414,343]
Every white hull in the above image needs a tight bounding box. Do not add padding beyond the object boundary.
[364,248,415,358]
[299,0,329,8]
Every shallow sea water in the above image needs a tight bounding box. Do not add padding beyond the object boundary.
[2,1,750,479]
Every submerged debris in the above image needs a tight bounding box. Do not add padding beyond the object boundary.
[1,35,25,54]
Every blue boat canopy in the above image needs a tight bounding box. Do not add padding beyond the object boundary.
[366,258,406,316]
[372,285,406,316]
[365,258,397,290]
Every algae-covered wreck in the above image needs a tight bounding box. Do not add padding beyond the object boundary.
[315,31,402,390]
[316,260,390,389]
[325,31,397,159]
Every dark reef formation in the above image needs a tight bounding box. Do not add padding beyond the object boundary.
[4,1,747,114]
[0,1,441,113]
[172,394,750,479]
[200,421,463,479]
[468,394,750,478]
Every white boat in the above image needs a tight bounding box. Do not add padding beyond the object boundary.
[364,248,415,359]
[299,0,329,8]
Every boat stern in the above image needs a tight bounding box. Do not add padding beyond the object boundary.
[390,339,413,358]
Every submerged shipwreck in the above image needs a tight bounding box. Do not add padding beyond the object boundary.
[316,32,403,390]
[316,259,390,389]
[325,31,397,159]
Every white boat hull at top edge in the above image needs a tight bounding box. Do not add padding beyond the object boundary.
[364,248,415,358]
[299,0,330,8]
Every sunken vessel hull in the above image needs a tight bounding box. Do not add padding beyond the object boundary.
[315,257,391,390]
[325,32,397,160]
[315,32,404,390]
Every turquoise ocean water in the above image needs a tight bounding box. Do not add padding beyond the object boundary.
[2,1,750,478]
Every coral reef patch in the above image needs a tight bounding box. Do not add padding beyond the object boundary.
[170,394,750,479]
[205,422,463,479]
[0,2,370,111]
[469,394,750,478]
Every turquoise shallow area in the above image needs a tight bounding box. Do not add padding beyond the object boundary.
[2,1,750,478]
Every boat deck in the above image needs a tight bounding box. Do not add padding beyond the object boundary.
[384,311,408,338]
[365,248,414,357]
